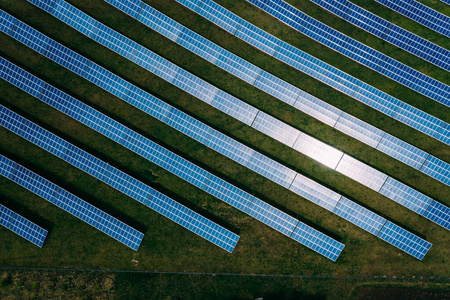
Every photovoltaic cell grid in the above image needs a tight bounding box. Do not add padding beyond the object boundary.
[19,1,449,199]
[311,0,450,71]
[174,0,450,146]
[0,105,239,253]
[0,9,443,256]
[170,1,450,185]
[244,0,450,107]
[0,202,47,247]
[0,38,435,260]
[0,154,143,250]
[0,90,342,261]
[375,0,450,38]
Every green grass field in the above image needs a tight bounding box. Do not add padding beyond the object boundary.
[0,0,449,298]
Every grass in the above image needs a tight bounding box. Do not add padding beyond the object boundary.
[0,0,449,298]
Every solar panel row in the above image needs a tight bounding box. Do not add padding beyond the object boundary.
[173,0,450,182]
[24,0,449,218]
[0,154,143,250]
[0,104,240,254]
[106,0,450,187]
[0,46,433,261]
[311,0,450,71]
[244,0,450,107]
[0,59,344,261]
[0,202,48,247]
[374,0,450,38]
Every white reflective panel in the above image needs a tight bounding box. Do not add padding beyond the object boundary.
[251,111,300,147]
[254,70,301,106]
[294,92,342,127]
[293,132,343,169]
[335,155,388,191]
[334,112,385,148]
[289,174,341,212]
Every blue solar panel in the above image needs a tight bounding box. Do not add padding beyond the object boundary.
[246,197,298,236]
[290,222,345,262]
[175,0,202,12]
[312,0,450,71]
[376,134,429,170]
[0,203,48,247]
[203,174,254,212]
[104,0,143,19]
[174,0,450,147]
[39,84,87,119]
[254,70,300,106]
[28,0,56,14]
[81,106,128,143]
[0,57,45,98]
[177,28,221,64]
[64,144,111,180]
[0,107,238,252]
[173,68,219,104]
[333,197,386,235]
[0,9,16,35]
[377,221,432,260]
[295,92,342,127]
[423,201,450,231]
[92,23,140,60]
[420,156,450,186]
[197,0,242,34]
[289,174,341,212]
[11,165,59,202]
[215,48,261,85]
[125,85,172,122]
[436,123,450,145]
[10,20,50,55]
[236,20,281,56]
[137,3,183,42]
[104,166,154,205]
[84,62,131,100]
[43,39,91,76]
[379,177,433,215]
[246,152,297,189]
[334,112,385,148]
[0,103,26,135]
[52,0,99,37]
[165,108,213,144]
[375,0,450,38]
[205,130,254,166]
[21,120,70,159]
[246,0,450,107]
[0,154,17,179]
[211,90,258,126]
[132,47,178,84]
[148,190,239,253]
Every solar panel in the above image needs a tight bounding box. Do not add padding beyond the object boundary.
[0,106,239,253]
[196,0,242,34]
[0,68,343,260]
[210,90,258,126]
[251,111,300,147]
[379,177,434,215]
[205,129,255,166]
[291,222,345,262]
[334,112,385,148]
[420,156,450,186]
[236,20,281,56]
[174,0,450,148]
[312,0,450,71]
[289,174,341,212]
[333,197,386,235]
[0,154,143,250]
[335,155,388,192]
[138,3,183,42]
[33,0,446,196]
[254,70,301,106]
[376,221,432,260]
[2,11,439,256]
[374,0,450,38]
[293,132,343,169]
[104,0,143,19]
[423,201,450,231]
[0,203,48,247]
